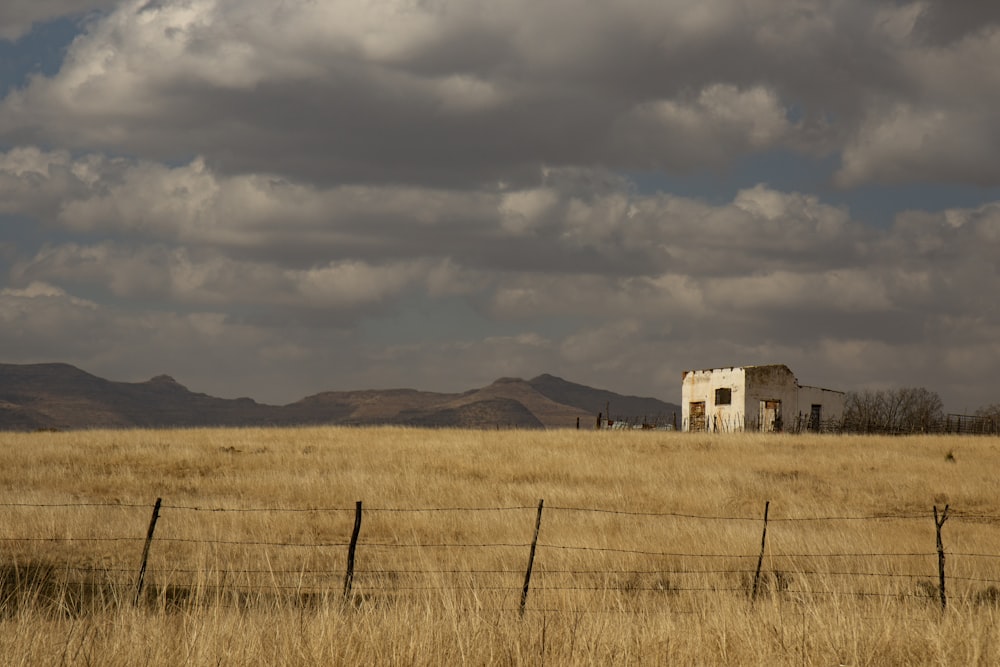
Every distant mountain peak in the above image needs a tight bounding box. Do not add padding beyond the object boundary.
[147,374,181,385]
[0,362,680,431]
[530,373,575,384]
[527,373,679,418]
[492,376,526,385]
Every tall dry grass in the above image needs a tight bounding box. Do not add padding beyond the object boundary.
[1,427,999,665]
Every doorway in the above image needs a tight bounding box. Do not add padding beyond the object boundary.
[689,401,706,432]
[759,400,782,432]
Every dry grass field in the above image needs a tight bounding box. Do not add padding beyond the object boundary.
[2,426,1000,665]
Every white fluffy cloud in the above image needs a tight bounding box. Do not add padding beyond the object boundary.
[10,242,479,319]
[0,148,871,279]
[611,84,792,168]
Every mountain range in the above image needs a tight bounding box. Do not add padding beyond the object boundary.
[0,363,680,431]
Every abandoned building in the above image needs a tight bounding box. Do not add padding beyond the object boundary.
[681,364,845,433]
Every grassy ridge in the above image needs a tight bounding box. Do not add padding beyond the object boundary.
[1,428,999,665]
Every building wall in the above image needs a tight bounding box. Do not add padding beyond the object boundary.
[797,385,846,430]
[744,365,800,431]
[681,367,747,432]
[682,364,844,432]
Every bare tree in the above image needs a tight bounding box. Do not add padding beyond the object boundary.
[843,389,886,433]
[844,387,944,434]
[898,387,944,433]
[975,404,1000,419]
[974,404,1000,434]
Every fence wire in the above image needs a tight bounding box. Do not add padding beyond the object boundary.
[3,500,999,615]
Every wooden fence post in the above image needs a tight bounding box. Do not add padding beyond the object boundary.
[751,500,770,602]
[934,504,949,611]
[343,501,363,603]
[520,499,544,617]
[134,497,162,606]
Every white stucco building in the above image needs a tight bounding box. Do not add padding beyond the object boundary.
[681,364,844,433]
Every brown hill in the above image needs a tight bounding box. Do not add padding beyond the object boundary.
[528,373,681,422]
[401,398,544,428]
[442,377,592,428]
[0,363,677,431]
[0,363,282,429]
[283,388,449,424]
[281,378,581,428]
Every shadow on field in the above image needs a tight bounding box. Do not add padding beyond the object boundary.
[1,561,359,616]
[0,561,127,616]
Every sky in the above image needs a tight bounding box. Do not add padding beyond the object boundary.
[1,1,999,411]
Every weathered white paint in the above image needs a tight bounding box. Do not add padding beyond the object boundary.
[681,364,845,432]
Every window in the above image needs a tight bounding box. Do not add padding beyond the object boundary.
[715,388,732,405]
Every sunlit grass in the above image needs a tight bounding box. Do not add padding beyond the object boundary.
[2,427,999,665]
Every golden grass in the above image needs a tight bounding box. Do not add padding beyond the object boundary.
[2,427,1000,665]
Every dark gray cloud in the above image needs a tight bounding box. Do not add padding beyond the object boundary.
[0,1,118,40]
[912,0,1000,45]
[0,0,933,187]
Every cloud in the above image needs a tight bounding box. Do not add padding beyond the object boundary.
[2,1,1000,412]
[0,1,118,41]
[0,148,500,259]
[1,280,94,303]
[610,84,792,168]
[0,281,101,357]
[836,24,1000,186]
[0,149,865,279]
[5,148,995,334]
[0,281,338,402]
[837,103,1000,188]
[4,0,971,187]
[0,147,94,219]
[4,176,1000,408]
[11,242,468,321]
[911,0,1000,45]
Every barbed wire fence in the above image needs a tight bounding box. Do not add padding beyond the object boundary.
[3,499,1000,616]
